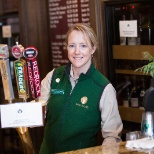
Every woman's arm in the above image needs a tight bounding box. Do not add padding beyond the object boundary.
[38,69,55,104]
[38,69,55,121]
[99,83,123,144]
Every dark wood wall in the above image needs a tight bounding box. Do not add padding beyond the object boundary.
[89,0,108,76]
[0,0,51,153]
[19,0,52,80]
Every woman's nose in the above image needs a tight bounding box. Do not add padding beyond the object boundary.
[74,45,80,54]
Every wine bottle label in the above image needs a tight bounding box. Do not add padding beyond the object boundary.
[120,37,126,45]
[128,37,137,45]
[123,100,129,107]
[130,98,139,107]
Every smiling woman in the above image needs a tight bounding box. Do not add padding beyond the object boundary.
[39,23,123,154]
[66,23,97,79]
[67,30,95,79]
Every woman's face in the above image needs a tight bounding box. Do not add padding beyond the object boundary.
[67,30,95,73]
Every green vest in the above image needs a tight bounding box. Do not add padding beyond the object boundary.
[40,63,109,154]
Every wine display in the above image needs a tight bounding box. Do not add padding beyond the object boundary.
[104,2,154,108]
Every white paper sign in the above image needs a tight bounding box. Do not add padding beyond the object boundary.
[119,20,137,37]
[2,25,12,38]
[0,102,43,128]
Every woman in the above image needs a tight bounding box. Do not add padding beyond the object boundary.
[39,23,123,154]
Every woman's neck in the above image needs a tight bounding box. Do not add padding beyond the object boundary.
[72,65,91,80]
[71,60,92,80]
[72,68,81,80]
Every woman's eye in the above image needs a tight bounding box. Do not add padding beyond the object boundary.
[69,44,75,49]
[80,44,87,49]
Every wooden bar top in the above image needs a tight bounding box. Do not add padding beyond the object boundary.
[58,142,154,154]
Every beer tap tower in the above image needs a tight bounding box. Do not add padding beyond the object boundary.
[0,43,41,154]
[12,42,35,154]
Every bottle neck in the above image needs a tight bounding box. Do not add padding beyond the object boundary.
[122,15,126,21]
[130,14,133,20]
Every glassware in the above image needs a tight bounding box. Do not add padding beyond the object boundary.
[126,131,141,141]
[141,111,154,137]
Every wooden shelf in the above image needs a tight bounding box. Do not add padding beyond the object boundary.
[118,106,144,123]
[113,45,153,76]
[115,69,150,76]
[113,45,154,60]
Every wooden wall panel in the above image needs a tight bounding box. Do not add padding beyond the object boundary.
[19,0,51,80]
[89,0,107,76]
[0,1,3,15]
[18,1,51,153]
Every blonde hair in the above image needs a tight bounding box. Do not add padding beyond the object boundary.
[65,23,98,49]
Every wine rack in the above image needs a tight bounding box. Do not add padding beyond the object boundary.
[113,45,154,106]
[113,45,154,77]
[113,45,154,78]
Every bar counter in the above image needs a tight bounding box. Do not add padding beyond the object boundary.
[58,142,154,154]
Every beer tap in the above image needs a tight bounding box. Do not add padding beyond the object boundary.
[12,42,29,101]
[12,42,35,154]
[0,44,14,103]
[23,46,41,102]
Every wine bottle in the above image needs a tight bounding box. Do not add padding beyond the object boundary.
[143,78,154,111]
[139,78,146,109]
[120,15,127,45]
[142,13,152,45]
[130,77,140,108]
[136,14,143,45]
[127,14,137,45]
[123,87,130,107]
[117,76,131,107]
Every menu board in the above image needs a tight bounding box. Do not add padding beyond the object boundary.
[48,0,90,67]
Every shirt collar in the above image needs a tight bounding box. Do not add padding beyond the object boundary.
[65,62,95,81]
[70,64,74,79]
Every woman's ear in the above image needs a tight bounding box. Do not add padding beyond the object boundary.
[92,46,96,54]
